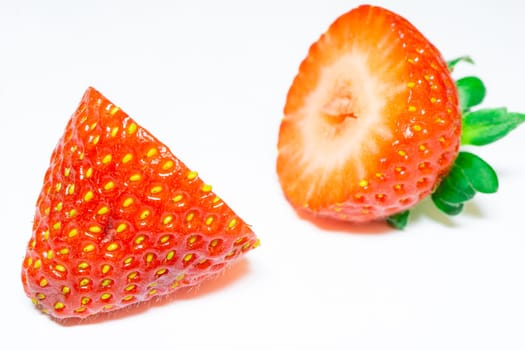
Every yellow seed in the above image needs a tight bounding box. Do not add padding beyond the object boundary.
[394,184,403,191]
[162,160,174,170]
[81,297,91,305]
[68,209,78,218]
[83,244,95,253]
[155,268,167,276]
[64,167,71,177]
[44,207,50,215]
[210,239,219,247]
[67,184,75,195]
[183,253,193,262]
[146,148,158,158]
[101,264,111,274]
[413,125,422,132]
[185,212,194,222]
[145,253,154,264]
[398,150,407,157]
[74,307,86,313]
[54,302,65,310]
[92,135,100,145]
[110,126,119,137]
[160,235,170,244]
[97,206,110,215]
[122,295,134,302]
[85,167,93,178]
[175,273,185,281]
[102,154,112,164]
[110,106,120,115]
[68,228,78,238]
[37,293,46,300]
[104,181,115,191]
[162,215,173,225]
[252,238,261,249]
[419,144,427,151]
[89,122,97,130]
[62,286,70,295]
[116,223,127,233]
[34,259,42,269]
[45,250,54,259]
[407,81,416,88]
[39,278,48,287]
[124,257,133,265]
[212,196,221,204]
[188,235,197,244]
[78,262,89,270]
[201,184,212,192]
[89,225,102,233]
[408,105,417,112]
[139,210,150,220]
[52,222,61,230]
[55,202,63,211]
[127,122,137,134]
[359,180,368,188]
[55,182,62,192]
[122,153,133,163]
[127,272,138,281]
[79,278,91,287]
[430,97,437,104]
[173,194,183,202]
[150,185,162,194]
[55,264,66,272]
[171,282,180,289]
[125,284,136,292]
[148,289,157,296]
[129,173,142,182]
[106,242,119,251]
[42,230,50,240]
[165,251,175,261]
[205,216,214,226]
[79,152,84,160]
[101,279,112,287]
[135,235,145,245]
[187,170,198,180]
[228,218,238,229]
[84,190,94,202]
[121,197,133,208]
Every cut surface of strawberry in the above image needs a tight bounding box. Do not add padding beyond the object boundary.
[277,5,461,222]
[21,87,259,319]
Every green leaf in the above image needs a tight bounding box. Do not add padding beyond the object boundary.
[431,194,464,215]
[432,164,476,204]
[456,76,486,112]
[447,56,474,71]
[461,108,525,146]
[387,210,410,230]
[454,152,498,193]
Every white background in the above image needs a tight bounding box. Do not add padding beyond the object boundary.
[1,0,524,349]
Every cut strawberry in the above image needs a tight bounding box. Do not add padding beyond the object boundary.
[21,87,259,319]
[277,5,461,223]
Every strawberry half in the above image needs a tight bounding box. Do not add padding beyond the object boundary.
[22,87,259,320]
[277,5,461,223]
[276,5,524,227]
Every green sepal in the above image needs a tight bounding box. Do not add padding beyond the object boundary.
[431,151,499,216]
[461,108,525,146]
[454,152,498,193]
[431,195,464,215]
[386,210,410,230]
[432,162,476,205]
[447,56,474,71]
[456,76,486,112]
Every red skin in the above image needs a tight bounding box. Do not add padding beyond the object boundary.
[22,87,258,319]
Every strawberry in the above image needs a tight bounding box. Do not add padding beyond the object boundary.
[276,5,524,228]
[21,87,259,319]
